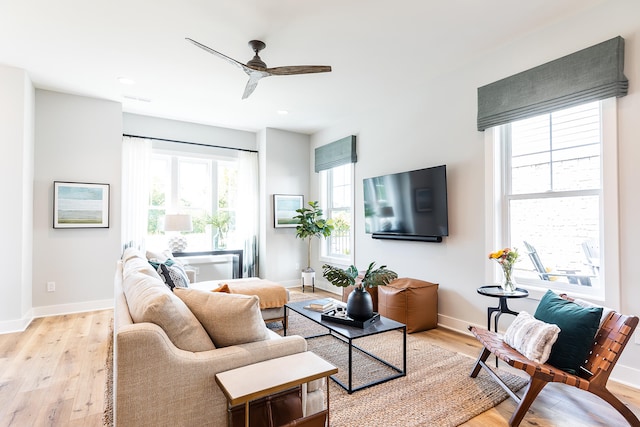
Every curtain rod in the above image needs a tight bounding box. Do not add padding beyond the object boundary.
[123,133,258,153]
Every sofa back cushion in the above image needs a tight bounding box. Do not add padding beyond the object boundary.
[122,270,215,352]
[174,287,270,347]
[122,248,161,280]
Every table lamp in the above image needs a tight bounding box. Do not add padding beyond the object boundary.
[164,214,193,253]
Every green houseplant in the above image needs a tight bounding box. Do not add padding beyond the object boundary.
[294,201,334,271]
[293,201,334,290]
[207,211,231,249]
[322,262,397,320]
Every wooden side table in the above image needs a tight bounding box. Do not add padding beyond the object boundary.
[215,352,338,427]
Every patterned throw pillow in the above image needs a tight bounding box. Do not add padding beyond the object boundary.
[149,259,190,290]
[503,311,561,364]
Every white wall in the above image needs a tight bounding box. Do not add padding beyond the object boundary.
[123,113,257,151]
[311,0,640,387]
[259,128,310,285]
[32,90,122,316]
[0,65,34,332]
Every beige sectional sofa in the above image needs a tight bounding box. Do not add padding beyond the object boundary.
[113,248,325,426]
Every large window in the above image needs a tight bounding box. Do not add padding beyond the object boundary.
[498,101,610,295]
[320,163,353,263]
[147,150,238,252]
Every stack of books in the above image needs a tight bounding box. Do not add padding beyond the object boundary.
[304,299,337,313]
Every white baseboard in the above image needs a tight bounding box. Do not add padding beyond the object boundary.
[610,361,640,389]
[1,298,114,334]
[32,298,113,318]
[436,313,640,389]
[0,308,35,335]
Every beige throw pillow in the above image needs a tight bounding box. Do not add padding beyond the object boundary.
[174,287,270,347]
[122,272,215,352]
[503,311,560,364]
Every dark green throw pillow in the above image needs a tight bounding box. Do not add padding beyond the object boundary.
[534,290,602,374]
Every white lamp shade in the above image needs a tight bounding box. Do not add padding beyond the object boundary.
[164,214,193,232]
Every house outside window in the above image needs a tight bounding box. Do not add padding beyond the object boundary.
[320,163,353,264]
[495,100,617,298]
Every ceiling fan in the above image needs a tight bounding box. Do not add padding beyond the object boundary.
[186,38,332,99]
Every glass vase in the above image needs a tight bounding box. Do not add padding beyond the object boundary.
[501,265,516,293]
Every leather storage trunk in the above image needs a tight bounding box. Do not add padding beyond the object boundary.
[377,278,438,333]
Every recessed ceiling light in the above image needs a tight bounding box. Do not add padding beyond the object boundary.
[277,110,289,115]
[118,77,135,85]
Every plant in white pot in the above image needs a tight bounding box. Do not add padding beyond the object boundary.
[294,201,334,290]
[322,262,398,320]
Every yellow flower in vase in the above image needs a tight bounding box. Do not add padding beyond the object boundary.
[488,247,519,292]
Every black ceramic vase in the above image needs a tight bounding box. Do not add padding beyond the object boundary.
[346,287,374,320]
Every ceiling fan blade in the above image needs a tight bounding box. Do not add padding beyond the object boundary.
[266,65,332,76]
[242,71,269,99]
[185,37,252,74]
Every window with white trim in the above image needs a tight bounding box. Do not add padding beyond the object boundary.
[147,150,238,251]
[497,100,614,297]
[320,163,354,263]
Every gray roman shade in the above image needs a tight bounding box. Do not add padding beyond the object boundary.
[314,135,357,172]
[477,36,628,131]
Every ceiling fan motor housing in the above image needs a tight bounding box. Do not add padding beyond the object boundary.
[247,40,267,68]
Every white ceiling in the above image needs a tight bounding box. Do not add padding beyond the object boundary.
[1,0,607,134]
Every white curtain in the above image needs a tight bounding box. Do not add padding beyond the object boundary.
[236,151,259,277]
[121,136,151,252]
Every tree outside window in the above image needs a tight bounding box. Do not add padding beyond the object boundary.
[146,152,238,252]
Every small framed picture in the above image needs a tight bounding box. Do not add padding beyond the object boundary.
[53,181,110,228]
[273,194,303,228]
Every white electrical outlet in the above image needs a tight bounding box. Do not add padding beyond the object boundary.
[47,281,56,292]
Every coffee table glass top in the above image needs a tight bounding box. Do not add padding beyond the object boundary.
[285,299,405,339]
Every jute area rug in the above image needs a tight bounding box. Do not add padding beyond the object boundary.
[103,289,527,426]
[267,290,528,427]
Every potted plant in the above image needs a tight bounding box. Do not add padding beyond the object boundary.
[322,262,397,320]
[293,201,334,289]
[207,211,231,249]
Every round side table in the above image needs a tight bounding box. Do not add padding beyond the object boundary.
[476,285,529,333]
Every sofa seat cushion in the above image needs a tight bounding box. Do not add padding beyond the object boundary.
[175,287,270,347]
[122,271,215,352]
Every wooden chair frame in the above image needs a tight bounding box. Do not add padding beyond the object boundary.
[468,302,639,426]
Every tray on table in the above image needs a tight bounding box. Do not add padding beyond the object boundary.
[320,311,380,328]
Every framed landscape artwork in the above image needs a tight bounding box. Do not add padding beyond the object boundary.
[273,194,303,228]
[53,181,110,228]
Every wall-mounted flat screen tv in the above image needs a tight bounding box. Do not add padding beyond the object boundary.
[363,164,449,242]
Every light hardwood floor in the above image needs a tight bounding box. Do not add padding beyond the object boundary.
[0,293,638,426]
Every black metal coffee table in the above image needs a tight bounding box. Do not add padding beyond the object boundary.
[284,299,406,394]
